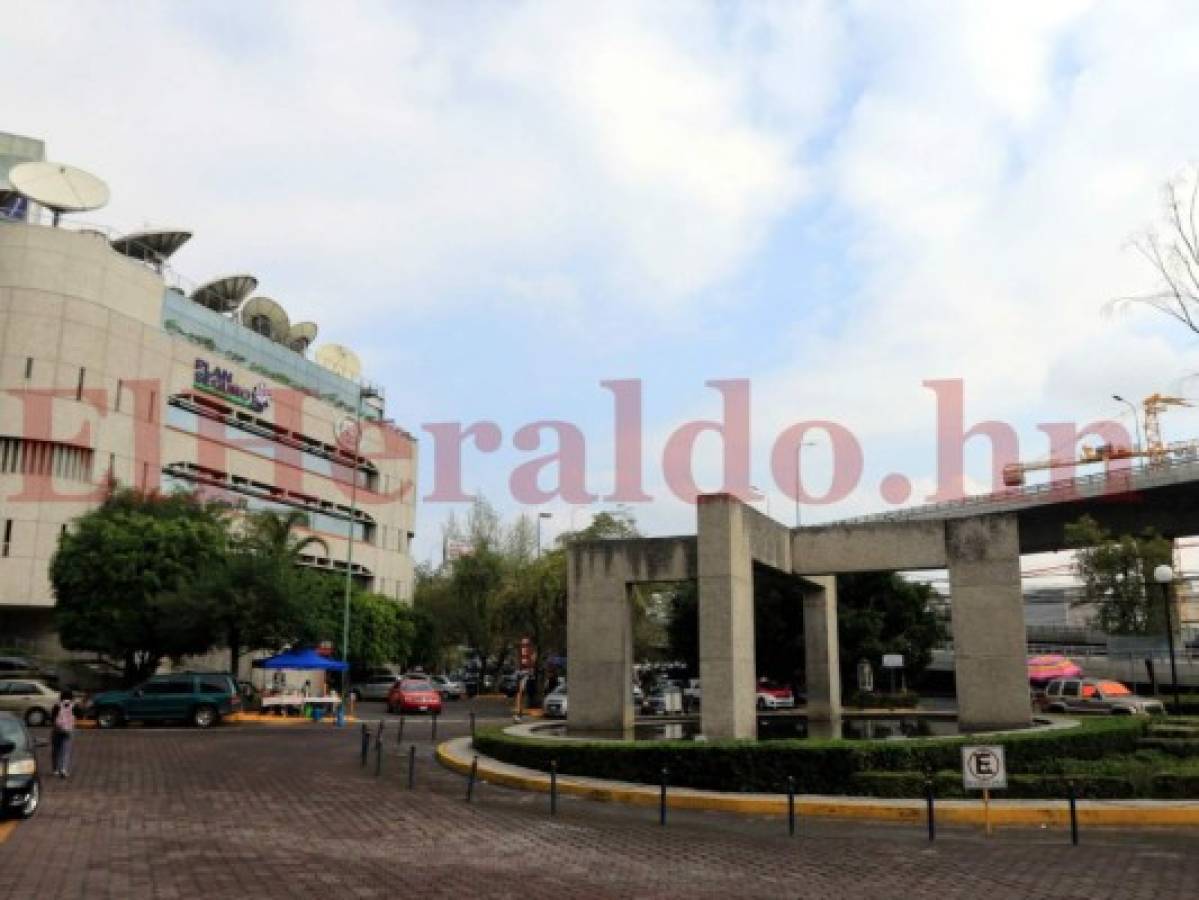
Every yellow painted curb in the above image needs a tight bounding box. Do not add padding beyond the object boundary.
[0,820,17,845]
[436,740,1199,828]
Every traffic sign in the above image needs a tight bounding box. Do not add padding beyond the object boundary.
[961,745,1007,791]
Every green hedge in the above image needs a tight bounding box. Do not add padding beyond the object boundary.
[1137,738,1199,757]
[850,770,1136,799]
[474,716,1148,795]
[1151,773,1199,798]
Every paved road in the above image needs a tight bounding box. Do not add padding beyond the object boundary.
[2,699,1197,899]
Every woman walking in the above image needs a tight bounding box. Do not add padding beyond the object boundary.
[50,689,77,778]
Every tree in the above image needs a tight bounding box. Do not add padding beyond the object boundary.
[498,548,567,698]
[191,510,331,674]
[1114,166,1199,334]
[50,487,229,683]
[561,509,640,544]
[1065,515,1172,635]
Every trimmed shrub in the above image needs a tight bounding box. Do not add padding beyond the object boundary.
[1137,738,1199,757]
[474,716,1148,795]
[1151,773,1199,799]
[850,771,1136,799]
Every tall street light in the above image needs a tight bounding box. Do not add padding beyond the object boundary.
[1112,394,1145,455]
[794,439,818,528]
[536,511,552,558]
[339,384,381,696]
[1153,563,1182,712]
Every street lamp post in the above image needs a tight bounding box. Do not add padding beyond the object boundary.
[340,385,379,696]
[794,440,817,528]
[536,511,552,558]
[1153,564,1182,712]
[1112,394,1145,455]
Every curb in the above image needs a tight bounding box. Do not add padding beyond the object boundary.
[435,737,1199,828]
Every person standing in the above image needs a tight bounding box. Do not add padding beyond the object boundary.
[50,689,77,778]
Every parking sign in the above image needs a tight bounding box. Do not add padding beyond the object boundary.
[961,745,1007,791]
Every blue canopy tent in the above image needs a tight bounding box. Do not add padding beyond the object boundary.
[254,648,348,671]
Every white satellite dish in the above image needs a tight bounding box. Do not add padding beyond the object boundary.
[110,229,192,268]
[239,296,291,342]
[9,160,109,224]
[314,344,362,380]
[191,274,259,313]
[287,321,318,353]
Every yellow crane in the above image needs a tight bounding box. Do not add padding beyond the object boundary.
[1002,393,1195,487]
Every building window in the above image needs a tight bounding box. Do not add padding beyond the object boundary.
[148,391,157,423]
[76,367,86,401]
[24,357,32,380]
[2,520,11,557]
[115,379,123,412]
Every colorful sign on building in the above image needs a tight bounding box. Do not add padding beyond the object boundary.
[194,358,271,412]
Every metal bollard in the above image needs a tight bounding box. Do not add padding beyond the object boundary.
[432,712,438,743]
[466,755,478,803]
[360,723,370,767]
[659,767,669,826]
[375,734,383,777]
[407,744,417,790]
[925,777,936,842]
[787,776,796,837]
[470,711,476,741]
[1068,781,1079,846]
[397,715,406,747]
[550,761,558,816]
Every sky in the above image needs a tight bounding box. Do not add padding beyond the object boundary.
[6,1,1199,576]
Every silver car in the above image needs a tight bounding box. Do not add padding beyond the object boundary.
[351,675,399,702]
[0,679,58,727]
[543,683,568,718]
[431,675,465,700]
[1040,678,1165,715]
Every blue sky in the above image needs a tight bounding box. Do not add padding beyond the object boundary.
[8,1,1199,572]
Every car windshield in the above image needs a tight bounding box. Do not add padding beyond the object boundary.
[1099,681,1132,696]
[401,680,431,691]
[0,716,29,752]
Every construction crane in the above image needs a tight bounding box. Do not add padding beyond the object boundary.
[1002,393,1197,487]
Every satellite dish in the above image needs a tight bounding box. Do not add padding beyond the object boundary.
[191,274,258,313]
[238,296,291,342]
[287,321,318,353]
[314,344,362,380]
[110,230,192,268]
[9,161,109,224]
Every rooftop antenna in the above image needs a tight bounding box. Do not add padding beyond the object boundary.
[8,160,109,226]
[191,274,258,313]
[110,229,192,272]
[238,296,291,342]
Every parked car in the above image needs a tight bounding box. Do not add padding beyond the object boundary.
[1039,678,1165,715]
[0,712,43,819]
[0,679,58,727]
[756,679,795,710]
[0,657,40,680]
[543,682,568,718]
[386,679,443,715]
[430,675,465,700]
[352,674,399,702]
[92,672,241,728]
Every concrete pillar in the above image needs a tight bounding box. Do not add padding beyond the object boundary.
[801,575,841,720]
[945,514,1031,731]
[697,496,757,740]
[566,551,634,734]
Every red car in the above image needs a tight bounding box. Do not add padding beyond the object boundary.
[386,679,443,715]
[756,679,795,710]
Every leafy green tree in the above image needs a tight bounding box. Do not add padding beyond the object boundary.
[292,571,416,670]
[1066,515,1172,634]
[50,487,229,683]
[499,548,567,698]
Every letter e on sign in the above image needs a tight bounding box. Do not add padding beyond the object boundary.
[962,745,1007,791]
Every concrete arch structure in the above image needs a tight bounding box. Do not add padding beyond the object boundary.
[567,493,1030,739]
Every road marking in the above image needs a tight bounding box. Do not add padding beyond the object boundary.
[0,820,17,845]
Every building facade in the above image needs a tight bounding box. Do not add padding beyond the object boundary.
[0,131,417,655]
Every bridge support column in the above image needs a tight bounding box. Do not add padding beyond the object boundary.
[698,496,757,740]
[802,575,841,721]
[946,514,1031,732]
[566,554,633,735]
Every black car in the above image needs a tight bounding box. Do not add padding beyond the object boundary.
[0,711,42,819]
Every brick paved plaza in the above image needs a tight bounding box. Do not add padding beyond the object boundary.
[2,703,1198,899]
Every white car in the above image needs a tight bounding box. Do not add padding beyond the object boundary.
[431,675,465,700]
[543,683,568,718]
[351,675,398,701]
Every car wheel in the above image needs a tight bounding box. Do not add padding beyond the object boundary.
[1047,703,1066,714]
[24,707,49,728]
[18,779,40,819]
[192,705,218,728]
[96,706,123,729]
